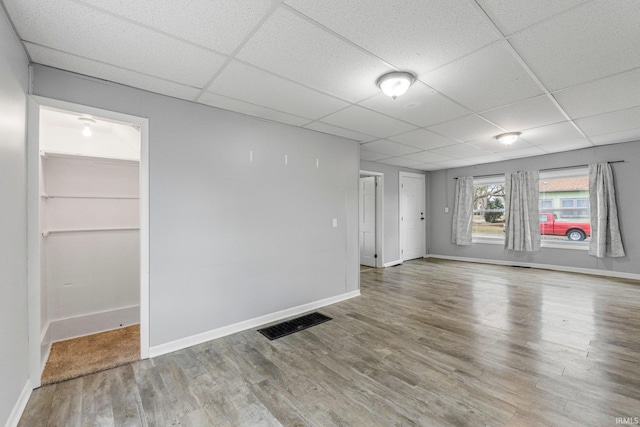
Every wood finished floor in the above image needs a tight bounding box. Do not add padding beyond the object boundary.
[19,259,640,426]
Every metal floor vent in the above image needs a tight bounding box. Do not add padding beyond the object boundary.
[258,312,332,340]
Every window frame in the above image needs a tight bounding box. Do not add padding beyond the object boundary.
[539,167,590,250]
[471,175,506,245]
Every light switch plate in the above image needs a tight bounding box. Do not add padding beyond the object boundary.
[332,218,338,228]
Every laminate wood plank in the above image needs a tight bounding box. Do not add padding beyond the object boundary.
[110,364,147,427]
[18,259,640,426]
[46,377,83,427]
[16,382,56,427]
[81,370,114,427]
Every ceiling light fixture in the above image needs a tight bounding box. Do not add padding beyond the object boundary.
[78,117,96,137]
[496,132,521,145]
[376,71,415,100]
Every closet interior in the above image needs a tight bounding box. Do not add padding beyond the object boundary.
[38,106,141,382]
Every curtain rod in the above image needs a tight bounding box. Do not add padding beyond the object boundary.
[453,160,625,180]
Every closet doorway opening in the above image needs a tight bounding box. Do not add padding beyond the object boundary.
[359,170,384,271]
[27,97,149,388]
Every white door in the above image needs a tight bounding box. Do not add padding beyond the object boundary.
[399,172,425,261]
[359,176,376,267]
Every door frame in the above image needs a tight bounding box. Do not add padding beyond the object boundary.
[359,170,384,268]
[399,171,426,262]
[27,95,150,388]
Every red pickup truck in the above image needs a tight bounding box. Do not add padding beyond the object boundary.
[539,212,590,241]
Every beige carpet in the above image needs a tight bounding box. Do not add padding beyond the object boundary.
[41,324,140,385]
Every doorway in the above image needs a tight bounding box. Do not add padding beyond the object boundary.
[27,97,149,388]
[399,171,425,261]
[359,171,384,269]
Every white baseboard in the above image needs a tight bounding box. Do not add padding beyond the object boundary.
[43,305,140,346]
[4,380,32,427]
[150,290,361,358]
[383,259,403,268]
[426,254,640,280]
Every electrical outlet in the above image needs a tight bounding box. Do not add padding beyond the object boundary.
[444,207,449,213]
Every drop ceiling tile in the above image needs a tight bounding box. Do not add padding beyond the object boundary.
[237,8,387,103]
[498,146,546,159]
[428,115,504,142]
[5,0,227,87]
[510,0,640,91]
[283,0,498,74]
[320,106,417,138]
[519,122,585,146]
[360,140,421,157]
[80,0,274,54]
[430,143,491,159]
[197,92,310,126]
[575,106,640,137]
[480,96,566,131]
[388,129,459,151]
[359,82,470,127]
[360,150,391,161]
[537,139,593,153]
[590,129,640,146]
[421,42,543,111]
[400,151,453,164]
[419,163,449,171]
[553,68,640,119]
[304,122,377,142]
[476,0,588,36]
[467,154,508,164]
[469,137,533,153]
[207,61,349,119]
[432,159,474,169]
[377,157,425,168]
[26,42,201,101]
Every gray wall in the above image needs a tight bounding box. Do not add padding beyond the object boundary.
[360,161,428,265]
[0,6,29,425]
[32,65,359,347]
[428,141,640,275]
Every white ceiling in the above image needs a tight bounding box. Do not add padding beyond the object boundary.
[40,107,141,160]
[4,0,640,171]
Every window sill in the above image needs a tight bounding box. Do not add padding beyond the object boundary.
[541,240,589,250]
[472,236,504,245]
[471,236,590,251]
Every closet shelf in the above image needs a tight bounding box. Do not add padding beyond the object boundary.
[40,151,139,164]
[41,195,139,200]
[42,227,139,237]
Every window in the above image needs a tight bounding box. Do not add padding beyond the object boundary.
[539,199,553,210]
[560,198,589,217]
[472,176,505,241]
[539,168,590,244]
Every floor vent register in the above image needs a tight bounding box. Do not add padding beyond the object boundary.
[258,312,332,340]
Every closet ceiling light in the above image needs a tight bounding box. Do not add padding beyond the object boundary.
[78,117,96,137]
[376,71,415,99]
[496,132,521,145]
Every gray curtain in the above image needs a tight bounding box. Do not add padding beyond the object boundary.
[451,176,474,245]
[504,171,540,252]
[589,163,625,257]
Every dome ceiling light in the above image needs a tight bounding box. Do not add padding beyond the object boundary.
[376,71,415,100]
[496,132,521,145]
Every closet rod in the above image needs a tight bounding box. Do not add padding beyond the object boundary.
[42,227,139,237]
[453,160,625,180]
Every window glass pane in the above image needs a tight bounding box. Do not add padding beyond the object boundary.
[540,199,553,209]
[539,169,590,242]
[472,179,505,239]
